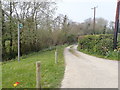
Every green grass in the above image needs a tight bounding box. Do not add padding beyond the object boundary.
[78,48,119,61]
[69,46,79,57]
[2,45,66,88]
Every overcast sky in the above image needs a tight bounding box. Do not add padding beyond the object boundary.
[55,0,117,23]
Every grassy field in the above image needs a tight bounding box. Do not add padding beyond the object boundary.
[2,45,66,88]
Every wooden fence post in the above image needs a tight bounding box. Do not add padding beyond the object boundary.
[55,49,58,64]
[36,61,41,89]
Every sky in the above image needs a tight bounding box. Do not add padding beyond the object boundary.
[55,0,117,23]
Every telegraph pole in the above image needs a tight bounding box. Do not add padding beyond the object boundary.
[114,0,120,49]
[91,6,97,35]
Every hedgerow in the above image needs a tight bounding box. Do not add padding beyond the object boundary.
[78,34,120,60]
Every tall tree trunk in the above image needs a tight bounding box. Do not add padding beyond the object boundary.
[9,2,13,59]
[0,0,3,61]
[2,9,6,61]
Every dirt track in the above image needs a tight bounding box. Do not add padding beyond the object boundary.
[61,45,118,88]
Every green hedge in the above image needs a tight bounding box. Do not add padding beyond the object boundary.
[78,34,120,60]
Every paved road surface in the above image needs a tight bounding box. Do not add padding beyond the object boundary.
[61,45,118,88]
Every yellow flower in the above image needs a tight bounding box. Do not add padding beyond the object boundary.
[13,83,17,87]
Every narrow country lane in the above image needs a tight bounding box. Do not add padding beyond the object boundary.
[61,45,118,88]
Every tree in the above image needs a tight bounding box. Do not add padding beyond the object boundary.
[9,1,13,59]
[1,2,6,60]
[1,1,59,61]
[78,18,108,35]
[0,0,2,61]
[95,18,108,34]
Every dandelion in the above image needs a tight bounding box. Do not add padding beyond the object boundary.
[13,83,17,87]
[13,82,20,87]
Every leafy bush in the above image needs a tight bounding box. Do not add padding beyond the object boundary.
[78,34,119,60]
[66,34,77,44]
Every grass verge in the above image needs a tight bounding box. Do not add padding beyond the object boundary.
[2,45,66,88]
[69,46,79,57]
[78,48,119,61]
